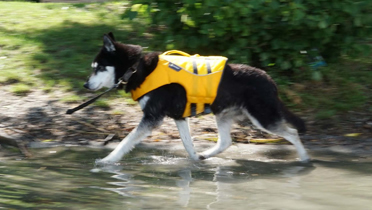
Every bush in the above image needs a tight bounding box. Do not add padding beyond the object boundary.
[124,0,372,72]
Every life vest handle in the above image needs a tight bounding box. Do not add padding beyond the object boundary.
[162,50,200,57]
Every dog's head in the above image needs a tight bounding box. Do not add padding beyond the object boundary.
[84,32,142,91]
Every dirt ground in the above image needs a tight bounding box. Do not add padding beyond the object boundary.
[1,85,372,155]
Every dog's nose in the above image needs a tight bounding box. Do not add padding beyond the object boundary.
[83,83,89,89]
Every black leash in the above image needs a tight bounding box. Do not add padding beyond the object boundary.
[66,64,138,115]
[66,81,121,115]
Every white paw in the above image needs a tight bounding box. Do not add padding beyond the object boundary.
[300,158,311,163]
[95,157,120,166]
[188,154,205,161]
[299,154,311,163]
[198,153,210,160]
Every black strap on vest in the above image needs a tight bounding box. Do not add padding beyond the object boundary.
[204,103,211,114]
[192,58,198,74]
[189,103,212,117]
[190,57,198,116]
[190,103,197,116]
[206,58,212,74]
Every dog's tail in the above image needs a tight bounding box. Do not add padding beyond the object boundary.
[279,100,306,134]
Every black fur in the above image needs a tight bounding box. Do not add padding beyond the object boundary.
[92,34,306,133]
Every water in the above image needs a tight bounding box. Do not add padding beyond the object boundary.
[1,143,372,210]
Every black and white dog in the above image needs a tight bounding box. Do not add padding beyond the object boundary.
[84,32,310,163]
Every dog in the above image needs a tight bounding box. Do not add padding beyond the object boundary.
[84,32,310,164]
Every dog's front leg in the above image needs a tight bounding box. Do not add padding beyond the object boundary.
[97,115,163,164]
[175,119,200,160]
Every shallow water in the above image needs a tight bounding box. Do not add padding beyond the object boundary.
[1,144,372,210]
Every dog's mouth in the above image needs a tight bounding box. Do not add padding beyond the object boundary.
[84,82,102,91]
[91,83,102,91]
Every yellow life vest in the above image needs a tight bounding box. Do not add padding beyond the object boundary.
[131,50,228,117]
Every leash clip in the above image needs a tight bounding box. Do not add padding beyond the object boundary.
[119,78,127,85]
[120,67,137,85]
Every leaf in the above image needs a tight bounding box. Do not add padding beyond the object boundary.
[126,10,138,20]
[249,138,287,144]
[259,52,269,61]
[354,17,362,26]
[42,139,54,142]
[131,4,143,12]
[204,137,218,142]
[318,20,327,29]
[280,61,292,70]
[294,59,304,67]
[293,10,305,21]
[344,133,362,137]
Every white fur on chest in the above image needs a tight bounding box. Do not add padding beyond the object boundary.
[139,95,150,110]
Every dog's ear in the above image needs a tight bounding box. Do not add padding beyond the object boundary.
[107,32,116,41]
[128,44,142,55]
[103,34,115,52]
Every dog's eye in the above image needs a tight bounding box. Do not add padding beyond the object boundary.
[95,66,106,72]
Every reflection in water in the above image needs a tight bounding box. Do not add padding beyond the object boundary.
[91,155,315,209]
[3,146,371,209]
[207,166,229,210]
[91,164,137,197]
[176,169,192,207]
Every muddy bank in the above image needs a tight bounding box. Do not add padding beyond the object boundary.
[0,86,371,156]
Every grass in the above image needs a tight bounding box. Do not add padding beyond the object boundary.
[117,90,137,105]
[0,1,371,119]
[10,83,32,96]
[0,1,155,94]
[60,94,83,103]
[111,109,125,115]
[94,99,110,109]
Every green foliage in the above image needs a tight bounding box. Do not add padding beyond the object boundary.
[124,0,372,72]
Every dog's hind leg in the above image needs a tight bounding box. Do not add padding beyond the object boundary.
[97,115,163,164]
[199,112,234,159]
[175,119,200,160]
[269,123,309,162]
[244,111,310,162]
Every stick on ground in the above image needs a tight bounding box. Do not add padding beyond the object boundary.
[0,131,32,157]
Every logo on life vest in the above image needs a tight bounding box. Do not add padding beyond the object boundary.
[168,62,182,72]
